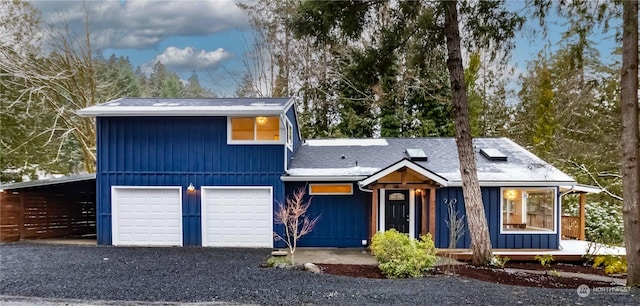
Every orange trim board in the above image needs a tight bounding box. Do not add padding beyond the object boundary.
[309,184,353,194]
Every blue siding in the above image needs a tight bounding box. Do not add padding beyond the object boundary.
[285,102,302,168]
[96,116,285,246]
[435,187,560,249]
[284,182,370,247]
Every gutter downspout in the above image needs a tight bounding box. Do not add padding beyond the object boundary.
[560,185,576,197]
[358,182,373,193]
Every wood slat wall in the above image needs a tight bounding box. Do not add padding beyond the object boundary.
[0,192,21,242]
[0,191,95,242]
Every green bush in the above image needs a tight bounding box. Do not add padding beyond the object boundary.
[490,255,510,268]
[370,229,437,278]
[264,256,291,268]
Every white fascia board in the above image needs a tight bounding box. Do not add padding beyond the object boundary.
[283,98,303,142]
[559,184,602,194]
[280,176,365,182]
[282,97,296,111]
[447,180,576,187]
[358,159,449,187]
[77,106,286,117]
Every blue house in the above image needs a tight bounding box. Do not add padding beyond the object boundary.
[78,97,587,249]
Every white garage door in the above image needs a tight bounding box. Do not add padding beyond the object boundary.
[201,187,273,247]
[112,187,182,246]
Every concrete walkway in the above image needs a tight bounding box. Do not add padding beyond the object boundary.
[291,248,377,265]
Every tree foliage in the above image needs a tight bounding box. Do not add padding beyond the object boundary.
[0,1,214,183]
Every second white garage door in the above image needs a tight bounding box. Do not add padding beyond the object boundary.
[201,187,273,247]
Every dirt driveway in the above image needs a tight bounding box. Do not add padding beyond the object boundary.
[1,243,637,305]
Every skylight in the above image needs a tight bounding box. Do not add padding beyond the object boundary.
[480,148,507,161]
[405,148,428,161]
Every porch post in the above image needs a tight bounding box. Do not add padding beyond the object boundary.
[421,190,427,235]
[429,188,436,237]
[370,186,379,241]
[579,193,586,240]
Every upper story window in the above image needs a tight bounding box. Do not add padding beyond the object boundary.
[229,116,282,144]
[286,118,293,150]
[501,188,557,234]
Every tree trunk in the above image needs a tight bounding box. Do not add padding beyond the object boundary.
[443,0,493,266]
[621,0,640,288]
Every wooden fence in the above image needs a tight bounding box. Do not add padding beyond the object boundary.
[0,191,95,242]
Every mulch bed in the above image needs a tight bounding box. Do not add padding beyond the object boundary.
[317,263,623,289]
[504,262,626,279]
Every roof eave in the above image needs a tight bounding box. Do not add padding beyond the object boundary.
[448,180,577,187]
[77,107,287,117]
[358,159,449,188]
[280,175,366,182]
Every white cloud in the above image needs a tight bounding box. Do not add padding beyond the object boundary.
[143,46,233,73]
[30,0,248,50]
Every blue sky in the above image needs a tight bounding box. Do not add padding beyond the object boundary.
[29,0,620,98]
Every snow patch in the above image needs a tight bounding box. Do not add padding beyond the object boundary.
[287,167,380,176]
[305,139,388,147]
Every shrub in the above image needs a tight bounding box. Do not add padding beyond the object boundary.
[370,229,437,278]
[592,255,627,275]
[264,256,292,268]
[534,254,554,270]
[490,255,510,268]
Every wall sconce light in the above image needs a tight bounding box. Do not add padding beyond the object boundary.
[256,116,267,125]
[416,189,422,194]
[506,189,516,200]
[187,183,196,193]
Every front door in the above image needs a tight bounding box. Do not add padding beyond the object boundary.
[385,190,410,233]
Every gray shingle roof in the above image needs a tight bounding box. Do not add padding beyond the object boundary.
[77,97,293,116]
[0,173,96,190]
[287,137,574,185]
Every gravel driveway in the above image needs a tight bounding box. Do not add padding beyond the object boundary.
[1,243,637,305]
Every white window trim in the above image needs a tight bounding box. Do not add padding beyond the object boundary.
[227,116,285,145]
[308,183,354,195]
[285,117,293,151]
[378,189,416,239]
[499,187,558,235]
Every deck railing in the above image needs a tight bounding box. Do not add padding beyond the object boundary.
[562,216,581,239]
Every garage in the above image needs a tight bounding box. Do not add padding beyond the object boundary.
[201,187,273,247]
[111,187,182,246]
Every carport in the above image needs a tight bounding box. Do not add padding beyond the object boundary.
[0,174,96,242]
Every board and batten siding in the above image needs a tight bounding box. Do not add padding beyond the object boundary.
[284,182,370,247]
[435,187,560,249]
[96,116,285,246]
[284,104,301,166]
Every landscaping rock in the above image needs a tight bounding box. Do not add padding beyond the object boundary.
[276,263,287,269]
[271,250,288,257]
[304,263,321,274]
[286,264,305,271]
[1,244,638,306]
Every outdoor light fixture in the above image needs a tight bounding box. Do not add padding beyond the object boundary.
[506,189,516,200]
[187,183,196,193]
[256,116,267,125]
[415,189,422,194]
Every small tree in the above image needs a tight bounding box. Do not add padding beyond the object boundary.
[444,198,466,249]
[273,187,319,264]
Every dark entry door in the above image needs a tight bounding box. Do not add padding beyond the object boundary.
[385,190,410,233]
